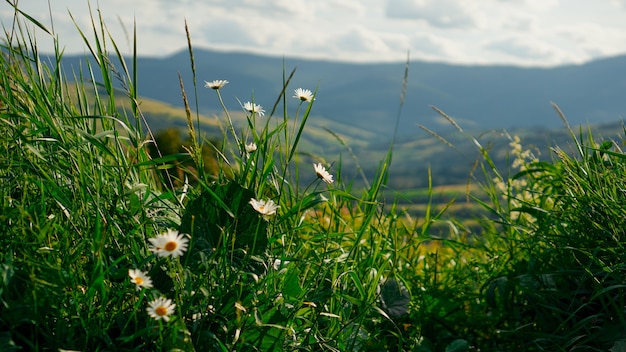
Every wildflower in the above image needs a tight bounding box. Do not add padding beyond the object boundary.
[147,297,176,322]
[148,229,189,258]
[128,269,153,289]
[313,163,334,184]
[204,79,229,89]
[249,198,279,216]
[245,142,257,153]
[243,102,265,117]
[303,301,317,308]
[273,258,290,271]
[293,88,314,102]
[235,301,247,313]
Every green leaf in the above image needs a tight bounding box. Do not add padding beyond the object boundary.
[283,268,303,298]
[0,332,19,352]
[134,153,192,167]
[380,279,410,319]
[610,340,626,352]
[180,182,268,258]
[445,339,470,352]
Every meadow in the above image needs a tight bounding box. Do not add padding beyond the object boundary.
[2,5,626,351]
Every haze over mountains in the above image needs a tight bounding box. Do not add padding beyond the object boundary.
[59,48,626,139]
[53,49,626,190]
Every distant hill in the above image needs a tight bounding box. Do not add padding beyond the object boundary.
[84,82,626,193]
[56,49,626,192]
[57,49,626,140]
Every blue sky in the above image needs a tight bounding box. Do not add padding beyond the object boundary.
[2,0,625,66]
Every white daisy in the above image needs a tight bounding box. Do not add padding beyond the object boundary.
[293,88,314,102]
[148,229,189,258]
[146,297,176,322]
[273,258,290,271]
[234,301,247,313]
[128,269,153,290]
[313,163,334,184]
[243,102,265,117]
[245,142,257,153]
[249,198,279,216]
[204,79,229,89]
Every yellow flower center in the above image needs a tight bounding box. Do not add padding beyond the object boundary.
[155,306,167,316]
[164,241,177,251]
[135,277,144,285]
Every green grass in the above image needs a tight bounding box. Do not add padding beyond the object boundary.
[3,3,626,351]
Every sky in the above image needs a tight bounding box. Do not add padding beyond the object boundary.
[1,0,625,67]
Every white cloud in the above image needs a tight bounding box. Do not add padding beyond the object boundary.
[410,34,454,57]
[485,36,557,60]
[0,0,624,66]
[553,22,626,60]
[385,0,476,28]
[335,26,393,53]
[611,0,626,8]
[523,0,560,12]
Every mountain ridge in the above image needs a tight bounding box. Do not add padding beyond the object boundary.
[57,48,626,140]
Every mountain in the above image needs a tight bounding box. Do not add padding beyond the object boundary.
[57,49,626,140]
[54,49,626,193]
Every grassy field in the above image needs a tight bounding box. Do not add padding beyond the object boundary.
[3,5,626,352]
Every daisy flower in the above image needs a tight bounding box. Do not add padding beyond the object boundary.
[243,102,265,117]
[148,229,189,258]
[204,79,229,89]
[249,198,279,216]
[234,301,247,313]
[245,142,257,153]
[273,258,290,271]
[293,88,314,102]
[147,297,176,322]
[128,269,153,290]
[313,163,334,184]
